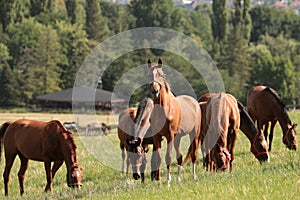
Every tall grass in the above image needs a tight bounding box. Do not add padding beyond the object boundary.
[0,111,299,199]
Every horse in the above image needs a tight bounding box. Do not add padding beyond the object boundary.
[63,121,78,132]
[118,107,137,174]
[0,119,83,196]
[195,93,240,172]
[87,122,111,135]
[148,58,201,184]
[247,86,297,151]
[237,101,269,162]
[193,93,268,170]
[126,97,156,183]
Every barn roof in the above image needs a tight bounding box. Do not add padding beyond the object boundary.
[36,86,128,103]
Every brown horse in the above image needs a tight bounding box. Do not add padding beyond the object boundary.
[0,119,83,196]
[237,101,269,162]
[148,59,201,184]
[247,86,297,151]
[193,93,268,170]
[126,97,156,183]
[118,107,137,174]
[198,93,240,172]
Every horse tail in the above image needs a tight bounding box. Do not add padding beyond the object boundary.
[0,122,12,162]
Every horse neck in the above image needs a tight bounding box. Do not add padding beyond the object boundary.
[239,109,257,142]
[60,134,78,170]
[273,102,292,134]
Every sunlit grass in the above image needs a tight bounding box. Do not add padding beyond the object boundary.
[0,111,299,199]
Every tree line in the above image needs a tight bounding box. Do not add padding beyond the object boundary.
[0,0,300,108]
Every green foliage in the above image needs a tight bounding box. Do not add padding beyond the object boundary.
[101,1,136,34]
[129,0,185,31]
[250,6,300,42]
[65,0,77,24]
[0,65,20,106]
[0,0,300,107]
[55,21,90,89]
[85,0,109,41]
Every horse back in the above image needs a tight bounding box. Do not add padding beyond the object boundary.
[176,95,201,134]
[3,119,64,161]
[247,86,277,122]
[118,108,137,142]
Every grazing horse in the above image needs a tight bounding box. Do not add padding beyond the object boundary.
[247,86,297,151]
[126,98,156,183]
[118,107,137,174]
[196,93,240,172]
[148,58,201,184]
[0,119,83,196]
[237,101,269,162]
[193,93,268,169]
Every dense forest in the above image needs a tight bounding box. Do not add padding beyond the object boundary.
[0,0,300,108]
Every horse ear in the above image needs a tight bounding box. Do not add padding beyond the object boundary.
[158,58,162,68]
[292,124,297,129]
[147,59,152,68]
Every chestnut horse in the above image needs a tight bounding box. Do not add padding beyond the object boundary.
[118,107,137,174]
[126,97,156,183]
[237,101,269,162]
[193,93,268,170]
[247,86,297,151]
[0,119,83,196]
[196,93,240,172]
[148,59,201,184]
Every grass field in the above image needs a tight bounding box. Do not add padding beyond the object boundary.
[0,111,299,200]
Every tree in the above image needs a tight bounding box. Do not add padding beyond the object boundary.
[56,21,90,89]
[0,64,20,106]
[100,1,136,34]
[211,0,227,42]
[128,0,184,31]
[30,0,54,16]
[0,43,11,69]
[85,0,109,42]
[247,44,297,104]
[65,0,77,24]
[0,0,15,32]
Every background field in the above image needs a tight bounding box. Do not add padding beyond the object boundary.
[0,111,299,200]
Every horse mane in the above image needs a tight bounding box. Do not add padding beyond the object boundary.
[238,101,258,134]
[209,93,227,145]
[50,120,77,150]
[263,87,292,124]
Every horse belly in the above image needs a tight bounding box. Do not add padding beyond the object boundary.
[177,96,199,134]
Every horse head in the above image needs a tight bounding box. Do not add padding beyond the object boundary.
[67,164,83,189]
[127,137,144,180]
[148,58,166,98]
[251,130,269,163]
[283,123,297,150]
[213,145,231,172]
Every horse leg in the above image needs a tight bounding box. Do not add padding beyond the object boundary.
[120,143,127,174]
[3,153,17,196]
[263,122,269,146]
[44,161,53,192]
[269,121,276,152]
[140,154,147,184]
[165,134,174,186]
[228,129,238,172]
[51,160,64,179]
[151,136,161,181]
[174,134,182,181]
[18,154,29,195]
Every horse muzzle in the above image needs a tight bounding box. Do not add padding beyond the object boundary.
[287,144,297,151]
[133,173,141,180]
[69,183,83,189]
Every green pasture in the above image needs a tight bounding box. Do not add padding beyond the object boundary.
[0,112,299,200]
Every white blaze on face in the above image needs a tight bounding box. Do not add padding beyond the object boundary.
[153,69,157,82]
